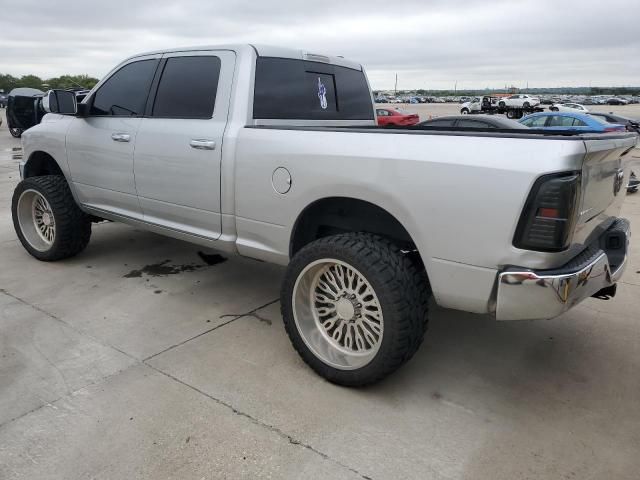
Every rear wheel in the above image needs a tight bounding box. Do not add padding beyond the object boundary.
[550,107,558,112]
[498,101,506,109]
[12,175,91,261]
[523,101,530,108]
[9,128,22,138]
[281,233,430,386]
[506,110,516,119]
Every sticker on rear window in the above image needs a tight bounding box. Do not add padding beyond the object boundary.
[317,77,327,110]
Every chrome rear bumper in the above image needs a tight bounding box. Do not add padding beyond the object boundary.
[496,218,630,320]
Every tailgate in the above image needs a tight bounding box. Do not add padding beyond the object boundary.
[573,134,638,245]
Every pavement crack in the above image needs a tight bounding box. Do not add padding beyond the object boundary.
[218,299,279,320]
[145,364,373,480]
[0,288,137,362]
[143,298,279,362]
[0,362,140,431]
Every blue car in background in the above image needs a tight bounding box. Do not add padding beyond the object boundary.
[519,111,626,132]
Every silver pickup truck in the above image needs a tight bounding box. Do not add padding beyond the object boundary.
[12,44,637,385]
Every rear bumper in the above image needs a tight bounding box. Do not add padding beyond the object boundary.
[495,218,630,320]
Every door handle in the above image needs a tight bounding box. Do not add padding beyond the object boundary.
[190,139,216,150]
[111,133,131,142]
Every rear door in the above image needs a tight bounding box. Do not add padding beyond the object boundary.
[133,50,235,239]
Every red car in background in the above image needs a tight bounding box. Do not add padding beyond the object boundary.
[376,108,420,126]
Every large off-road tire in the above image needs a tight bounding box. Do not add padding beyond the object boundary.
[281,233,430,386]
[12,175,91,261]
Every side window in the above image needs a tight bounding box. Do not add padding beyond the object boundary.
[90,60,158,116]
[572,118,588,127]
[423,119,455,127]
[152,56,221,118]
[457,119,493,128]
[522,116,548,127]
[548,115,575,127]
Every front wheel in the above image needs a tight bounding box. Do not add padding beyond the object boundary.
[281,233,429,386]
[460,108,469,114]
[523,102,530,108]
[550,107,558,112]
[9,128,23,138]
[12,175,92,261]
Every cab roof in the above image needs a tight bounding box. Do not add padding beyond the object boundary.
[128,44,362,71]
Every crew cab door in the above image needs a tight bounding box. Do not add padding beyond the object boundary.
[133,50,235,239]
[66,56,160,218]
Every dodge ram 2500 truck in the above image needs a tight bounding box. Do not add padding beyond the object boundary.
[12,45,637,386]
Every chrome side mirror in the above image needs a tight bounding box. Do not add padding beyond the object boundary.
[42,89,77,115]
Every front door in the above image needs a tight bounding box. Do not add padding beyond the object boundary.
[66,56,160,219]
[133,50,235,239]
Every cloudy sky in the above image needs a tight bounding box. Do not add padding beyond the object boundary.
[1,0,638,89]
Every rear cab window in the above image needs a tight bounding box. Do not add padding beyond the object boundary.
[253,57,373,120]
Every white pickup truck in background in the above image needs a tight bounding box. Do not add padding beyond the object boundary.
[12,44,637,385]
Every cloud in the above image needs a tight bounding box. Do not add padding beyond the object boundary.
[0,0,638,88]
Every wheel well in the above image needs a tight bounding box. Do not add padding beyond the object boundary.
[290,197,417,257]
[23,151,63,178]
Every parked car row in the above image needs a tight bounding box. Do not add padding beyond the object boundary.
[375,94,640,105]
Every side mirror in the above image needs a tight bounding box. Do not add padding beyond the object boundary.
[76,102,89,118]
[42,89,77,115]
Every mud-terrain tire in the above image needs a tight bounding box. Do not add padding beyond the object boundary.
[12,175,91,261]
[281,233,430,386]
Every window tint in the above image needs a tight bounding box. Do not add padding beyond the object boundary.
[457,119,494,128]
[522,116,548,127]
[253,57,373,120]
[548,115,576,127]
[153,56,221,118]
[572,118,588,127]
[423,119,456,127]
[91,60,158,116]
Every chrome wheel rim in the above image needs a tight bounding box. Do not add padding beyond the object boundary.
[17,189,56,251]
[293,259,384,370]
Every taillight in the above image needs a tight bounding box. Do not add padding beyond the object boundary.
[514,172,581,251]
[604,126,625,132]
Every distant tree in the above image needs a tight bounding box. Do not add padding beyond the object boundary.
[0,73,100,93]
[16,74,44,90]
[0,73,19,93]
[47,74,99,90]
